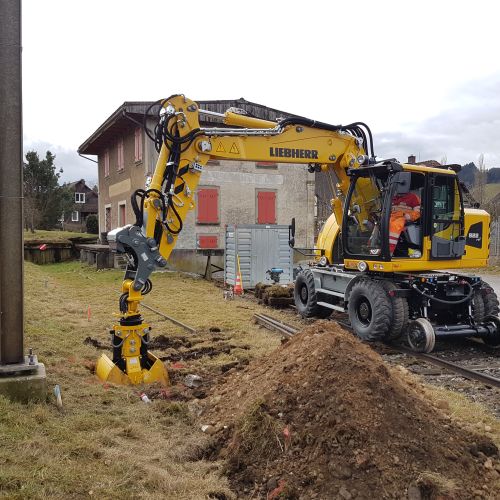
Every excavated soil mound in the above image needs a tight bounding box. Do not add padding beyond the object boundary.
[200,322,499,499]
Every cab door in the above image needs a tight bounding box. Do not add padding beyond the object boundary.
[429,174,465,259]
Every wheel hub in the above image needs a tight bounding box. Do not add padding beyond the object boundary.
[408,325,426,350]
[356,299,372,326]
[300,285,308,303]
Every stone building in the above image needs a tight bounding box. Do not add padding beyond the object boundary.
[78,99,315,271]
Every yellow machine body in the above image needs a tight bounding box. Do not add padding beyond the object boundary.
[98,95,493,384]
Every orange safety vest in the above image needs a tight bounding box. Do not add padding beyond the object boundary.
[389,193,421,253]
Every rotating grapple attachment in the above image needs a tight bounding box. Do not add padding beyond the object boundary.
[96,317,169,386]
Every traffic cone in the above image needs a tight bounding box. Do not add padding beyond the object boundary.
[233,272,243,296]
[233,254,244,296]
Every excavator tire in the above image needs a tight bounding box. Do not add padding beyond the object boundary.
[472,289,486,323]
[347,279,391,342]
[380,281,409,341]
[481,282,500,318]
[294,269,332,319]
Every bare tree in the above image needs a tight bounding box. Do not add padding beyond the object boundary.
[440,154,447,165]
[472,153,487,206]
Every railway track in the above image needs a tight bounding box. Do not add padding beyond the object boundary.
[254,313,500,390]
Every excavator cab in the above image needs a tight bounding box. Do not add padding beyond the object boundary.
[341,161,468,266]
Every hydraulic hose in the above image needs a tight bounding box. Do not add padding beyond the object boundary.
[412,282,474,305]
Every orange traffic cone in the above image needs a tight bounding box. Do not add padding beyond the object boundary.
[234,254,244,296]
[233,273,243,296]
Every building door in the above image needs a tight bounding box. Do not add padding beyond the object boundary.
[257,190,276,224]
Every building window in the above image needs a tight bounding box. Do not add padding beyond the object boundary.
[197,234,219,249]
[196,187,219,224]
[71,211,79,222]
[134,128,143,162]
[105,205,112,232]
[118,202,126,226]
[75,192,85,203]
[257,190,276,224]
[104,149,110,177]
[117,139,124,172]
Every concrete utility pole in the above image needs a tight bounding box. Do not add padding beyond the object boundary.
[0,0,46,401]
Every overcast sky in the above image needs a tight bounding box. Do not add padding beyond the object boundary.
[22,0,500,183]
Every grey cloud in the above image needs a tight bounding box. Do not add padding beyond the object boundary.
[375,74,500,167]
[23,140,98,186]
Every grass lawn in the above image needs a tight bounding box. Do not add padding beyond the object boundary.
[0,261,300,499]
[1,261,499,498]
[24,230,97,242]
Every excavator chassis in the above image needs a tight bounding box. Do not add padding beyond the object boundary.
[294,265,500,352]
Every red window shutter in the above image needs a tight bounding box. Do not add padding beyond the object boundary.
[257,191,276,224]
[197,235,218,249]
[197,188,219,223]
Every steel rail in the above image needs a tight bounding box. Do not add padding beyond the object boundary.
[254,314,297,337]
[394,346,500,389]
[141,303,197,334]
[254,313,500,389]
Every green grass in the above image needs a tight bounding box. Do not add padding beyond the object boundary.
[0,261,300,499]
[24,230,97,242]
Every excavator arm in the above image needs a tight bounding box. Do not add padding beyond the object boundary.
[96,95,375,385]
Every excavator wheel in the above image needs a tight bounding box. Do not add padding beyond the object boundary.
[481,282,500,318]
[294,269,332,319]
[380,281,409,341]
[347,279,391,342]
[482,315,500,347]
[407,318,436,353]
[472,289,486,323]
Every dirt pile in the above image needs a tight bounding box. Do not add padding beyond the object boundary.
[199,322,500,499]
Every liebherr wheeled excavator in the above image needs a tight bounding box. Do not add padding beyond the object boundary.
[96,95,500,385]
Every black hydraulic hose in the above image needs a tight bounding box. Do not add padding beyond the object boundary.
[279,116,343,133]
[412,282,474,305]
[345,122,375,158]
[278,116,376,160]
[131,188,146,227]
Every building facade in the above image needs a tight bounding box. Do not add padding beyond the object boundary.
[63,179,98,232]
[78,100,315,269]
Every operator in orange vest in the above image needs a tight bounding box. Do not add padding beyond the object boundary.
[389,192,421,254]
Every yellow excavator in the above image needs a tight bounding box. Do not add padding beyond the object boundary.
[96,95,500,385]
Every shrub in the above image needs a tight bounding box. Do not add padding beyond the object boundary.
[86,214,98,234]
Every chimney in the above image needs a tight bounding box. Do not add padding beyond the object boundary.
[408,155,416,164]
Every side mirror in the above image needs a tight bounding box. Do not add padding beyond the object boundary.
[289,218,296,248]
[395,171,411,195]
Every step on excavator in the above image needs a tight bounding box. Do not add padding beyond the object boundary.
[95,95,500,385]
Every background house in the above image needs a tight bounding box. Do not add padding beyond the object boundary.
[78,99,316,272]
[63,179,98,232]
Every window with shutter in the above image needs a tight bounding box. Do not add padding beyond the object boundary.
[257,190,277,224]
[104,149,110,177]
[117,139,124,172]
[134,128,142,162]
[196,187,219,224]
[197,234,218,249]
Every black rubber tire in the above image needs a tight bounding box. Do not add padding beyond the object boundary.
[294,269,332,318]
[347,279,392,341]
[481,281,500,317]
[380,281,409,341]
[472,289,486,323]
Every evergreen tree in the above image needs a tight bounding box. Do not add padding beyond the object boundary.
[23,150,74,231]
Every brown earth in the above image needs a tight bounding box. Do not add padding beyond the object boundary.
[199,322,500,499]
